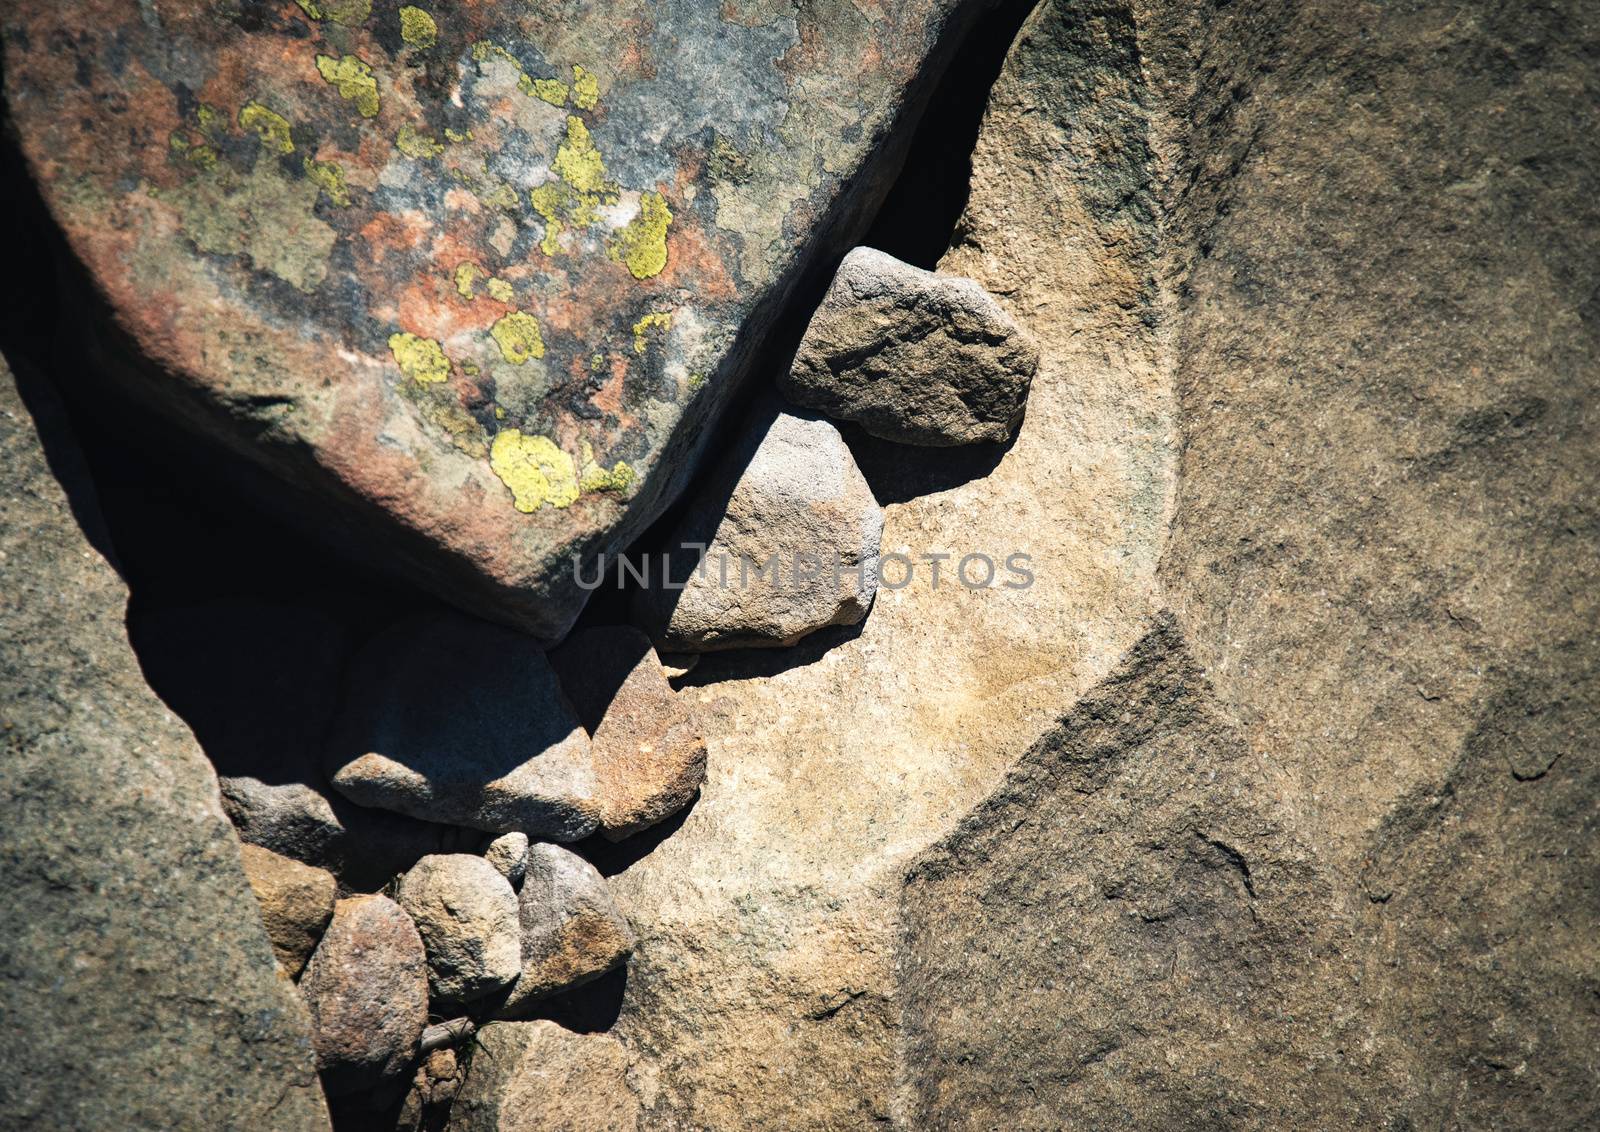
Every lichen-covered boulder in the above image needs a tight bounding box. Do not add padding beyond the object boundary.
[241,843,337,979]
[497,843,635,1017]
[3,0,988,641]
[780,247,1039,445]
[301,894,429,1097]
[396,854,521,1007]
[549,626,706,839]
[635,407,884,651]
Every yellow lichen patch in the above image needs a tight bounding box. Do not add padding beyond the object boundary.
[553,116,608,195]
[296,0,372,24]
[399,6,437,48]
[240,101,294,155]
[490,431,579,512]
[572,65,600,111]
[529,182,571,256]
[490,312,546,364]
[316,55,380,119]
[479,182,520,211]
[610,191,673,279]
[169,133,218,170]
[485,277,515,302]
[632,311,673,354]
[397,124,445,160]
[304,157,351,206]
[579,442,636,493]
[445,128,474,143]
[454,262,484,299]
[529,77,569,106]
[388,332,450,385]
[493,405,506,419]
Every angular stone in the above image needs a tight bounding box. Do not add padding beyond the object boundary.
[0,357,328,1129]
[326,613,599,840]
[781,248,1039,445]
[448,1021,640,1132]
[301,894,429,1097]
[4,0,987,641]
[497,844,634,1018]
[395,855,521,1007]
[241,843,337,979]
[550,627,706,839]
[635,408,884,651]
[484,832,530,889]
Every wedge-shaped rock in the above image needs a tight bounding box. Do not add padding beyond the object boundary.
[327,613,599,840]
[635,408,884,651]
[241,844,336,979]
[301,894,429,1097]
[550,626,706,839]
[496,844,635,1017]
[448,1021,640,1132]
[484,832,530,890]
[4,0,985,641]
[397,855,521,1007]
[781,248,1039,445]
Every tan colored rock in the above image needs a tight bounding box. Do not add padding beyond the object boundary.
[301,894,429,1097]
[550,627,707,840]
[395,855,521,1007]
[484,832,530,889]
[497,844,635,1018]
[448,1022,640,1132]
[240,843,336,978]
[326,613,598,840]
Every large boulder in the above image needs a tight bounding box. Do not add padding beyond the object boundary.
[780,247,1039,445]
[3,0,993,641]
[549,626,706,839]
[0,357,329,1129]
[326,613,599,839]
[300,894,430,1097]
[241,843,337,979]
[395,854,521,1007]
[635,407,885,651]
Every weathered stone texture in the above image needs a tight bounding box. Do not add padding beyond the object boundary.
[449,1021,641,1132]
[395,854,521,1007]
[242,842,338,979]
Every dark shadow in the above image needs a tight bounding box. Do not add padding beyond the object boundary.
[571,789,703,878]
[672,619,870,688]
[515,965,629,1034]
[841,418,1020,506]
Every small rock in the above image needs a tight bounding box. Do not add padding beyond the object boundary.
[447,1021,640,1132]
[484,832,530,889]
[325,613,599,840]
[300,895,429,1097]
[634,408,884,652]
[780,246,1039,445]
[239,844,335,979]
[496,844,635,1017]
[550,627,707,840]
[395,855,521,1007]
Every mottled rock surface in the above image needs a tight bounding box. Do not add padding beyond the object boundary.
[326,613,598,839]
[396,854,521,1007]
[448,1022,641,1132]
[242,843,337,979]
[780,247,1038,445]
[301,894,429,1097]
[3,0,991,640]
[636,408,884,651]
[498,843,635,1017]
[0,358,329,1129]
[484,832,530,889]
[550,626,706,839]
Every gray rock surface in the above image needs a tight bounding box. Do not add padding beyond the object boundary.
[0,357,329,1129]
[396,855,521,1007]
[326,613,599,839]
[241,843,337,979]
[497,843,635,1018]
[484,832,530,890]
[300,894,429,1097]
[447,1021,640,1132]
[636,408,883,652]
[780,247,1038,445]
[550,627,706,840]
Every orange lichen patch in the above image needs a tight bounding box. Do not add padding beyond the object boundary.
[357,209,434,268]
[590,354,629,419]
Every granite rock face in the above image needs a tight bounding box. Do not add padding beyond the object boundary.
[395,854,521,1007]
[0,358,329,1129]
[3,0,992,641]
[636,407,884,651]
[326,613,598,839]
[497,843,635,1018]
[550,626,706,839]
[448,1022,640,1132]
[301,894,430,1097]
[241,843,337,979]
[781,247,1038,445]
